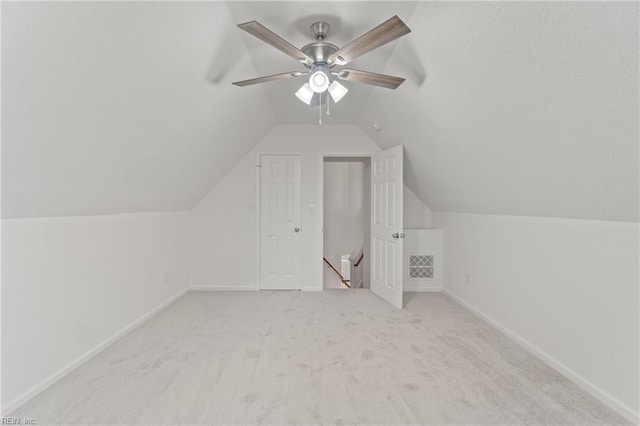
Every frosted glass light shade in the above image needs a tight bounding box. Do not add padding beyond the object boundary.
[295,83,314,105]
[328,80,348,103]
[309,70,330,93]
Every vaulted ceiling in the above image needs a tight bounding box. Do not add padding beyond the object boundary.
[2,1,638,221]
[2,2,276,217]
[359,1,639,222]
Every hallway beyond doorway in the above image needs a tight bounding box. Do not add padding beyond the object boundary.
[323,157,371,290]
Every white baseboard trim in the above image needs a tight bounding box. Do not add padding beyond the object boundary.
[2,287,189,415]
[403,286,443,292]
[443,289,639,424]
[191,285,325,292]
[190,285,257,291]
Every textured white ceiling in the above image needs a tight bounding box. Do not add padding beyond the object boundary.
[358,1,639,222]
[2,1,276,217]
[2,1,638,222]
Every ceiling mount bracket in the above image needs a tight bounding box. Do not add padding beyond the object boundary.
[311,21,330,42]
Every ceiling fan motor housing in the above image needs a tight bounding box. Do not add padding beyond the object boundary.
[301,42,338,66]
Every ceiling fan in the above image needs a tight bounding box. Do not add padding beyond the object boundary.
[232,15,411,108]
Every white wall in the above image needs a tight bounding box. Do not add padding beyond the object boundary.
[404,185,432,228]
[433,212,639,421]
[190,124,435,291]
[190,124,381,291]
[189,150,258,291]
[403,229,443,291]
[1,212,190,412]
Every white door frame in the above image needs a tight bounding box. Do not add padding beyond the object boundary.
[255,152,303,290]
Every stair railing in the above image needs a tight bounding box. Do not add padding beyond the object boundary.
[323,257,351,288]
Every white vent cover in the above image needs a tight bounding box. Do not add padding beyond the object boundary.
[409,255,434,279]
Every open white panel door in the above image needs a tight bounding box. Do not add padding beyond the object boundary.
[371,145,404,309]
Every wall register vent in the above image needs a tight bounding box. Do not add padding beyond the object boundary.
[409,255,434,279]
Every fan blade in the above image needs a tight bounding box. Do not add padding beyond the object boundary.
[334,69,405,89]
[232,71,308,87]
[328,15,411,65]
[238,21,314,65]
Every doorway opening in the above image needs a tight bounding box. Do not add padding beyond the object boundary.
[323,157,371,290]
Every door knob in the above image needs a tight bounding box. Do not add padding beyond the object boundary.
[392,232,405,239]
[294,227,301,233]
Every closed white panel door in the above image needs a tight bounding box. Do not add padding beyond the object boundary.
[260,155,302,290]
[371,146,404,308]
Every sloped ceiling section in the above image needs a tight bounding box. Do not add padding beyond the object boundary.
[358,1,639,222]
[2,2,276,218]
[3,2,638,223]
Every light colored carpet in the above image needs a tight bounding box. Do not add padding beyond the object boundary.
[11,291,629,425]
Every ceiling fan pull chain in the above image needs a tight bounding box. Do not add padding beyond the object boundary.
[326,93,331,116]
[319,92,323,125]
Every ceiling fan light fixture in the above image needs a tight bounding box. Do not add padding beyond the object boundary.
[328,80,348,103]
[295,83,315,105]
[309,69,330,93]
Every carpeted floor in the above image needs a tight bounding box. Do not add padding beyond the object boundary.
[11,290,629,425]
